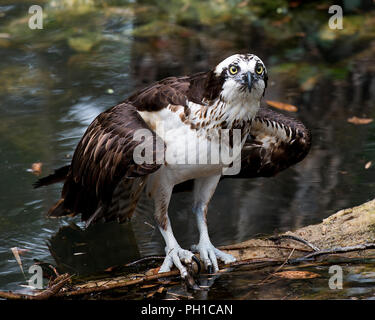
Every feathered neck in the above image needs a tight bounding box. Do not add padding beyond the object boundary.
[187,97,258,132]
[185,69,261,133]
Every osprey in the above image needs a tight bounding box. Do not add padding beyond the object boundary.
[35,54,311,278]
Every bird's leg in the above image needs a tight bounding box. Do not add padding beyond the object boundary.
[153,185,195,278]
[158,219,197,278]
[191,175,236,273]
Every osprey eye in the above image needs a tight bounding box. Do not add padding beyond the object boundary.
[255,65,264,75]
[229,65,239,75]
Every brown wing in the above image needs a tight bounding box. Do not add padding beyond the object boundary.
[127,76,191,112]
[48,102,164,223]
[235,106,311,178]
[127,71,224,111]
[39,73,212,223]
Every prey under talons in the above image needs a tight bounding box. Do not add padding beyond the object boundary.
[191,241,236,273]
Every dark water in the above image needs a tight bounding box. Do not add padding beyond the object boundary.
[1,1,375,298]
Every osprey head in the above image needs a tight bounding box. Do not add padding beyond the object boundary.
[213,54,268,102]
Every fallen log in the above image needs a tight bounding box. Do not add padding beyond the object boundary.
[1,198,375,300]
[221,198,375,262]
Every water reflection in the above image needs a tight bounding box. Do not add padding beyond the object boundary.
[0,1,375,298]
[48,222,140,275]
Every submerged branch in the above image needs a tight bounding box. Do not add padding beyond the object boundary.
[0,273,71,300]
[291,243,375,262]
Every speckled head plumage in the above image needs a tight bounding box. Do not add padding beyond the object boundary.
[213,54,268,100]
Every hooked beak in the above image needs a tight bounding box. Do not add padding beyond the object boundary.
[245,71,253,92]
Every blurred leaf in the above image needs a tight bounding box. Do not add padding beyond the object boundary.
[29,162,43,176]
[11,247,25,277]
[68,37,96,52]
[274,271,320,279]
[266,100,298,112]
[347,117,373,125]
[300,75,319,92]
[271,16,291,27]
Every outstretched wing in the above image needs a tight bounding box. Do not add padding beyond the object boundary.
[172,106,311,193]
[48,102,164,223]
[236,106,311,178]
